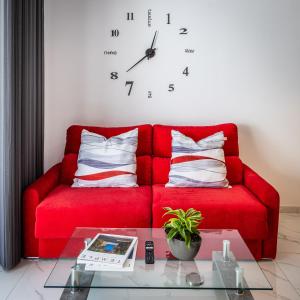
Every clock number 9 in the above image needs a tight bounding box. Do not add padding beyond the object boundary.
[125,81,134,96]
[168,84,175,92]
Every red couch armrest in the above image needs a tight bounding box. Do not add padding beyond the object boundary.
[243,164,280,258]
[23,163,61,257]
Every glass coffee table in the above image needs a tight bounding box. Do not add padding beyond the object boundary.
[45,228,272,299]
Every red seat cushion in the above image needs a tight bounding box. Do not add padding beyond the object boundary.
[35,185,152,239]
[152,184,268,240]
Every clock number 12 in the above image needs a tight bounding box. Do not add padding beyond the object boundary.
[125,81,134,96]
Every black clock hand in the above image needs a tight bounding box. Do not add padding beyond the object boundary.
[150,31,158,50]
[127,31,158,72]
[126,54,148,72]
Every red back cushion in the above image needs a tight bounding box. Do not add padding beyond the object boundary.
[65,124,152,156]
[153,123,239,157]
[61,154,152,186]
[61,124,152,186]
[152,123,242,185]
[152,156,243,185]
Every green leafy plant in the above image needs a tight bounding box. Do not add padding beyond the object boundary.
[163,207,203,248]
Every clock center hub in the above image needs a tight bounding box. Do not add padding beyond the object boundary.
[145,48,156,59]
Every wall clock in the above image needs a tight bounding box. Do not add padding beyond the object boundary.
[95,0,197,101]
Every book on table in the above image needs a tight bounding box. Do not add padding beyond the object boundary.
[82,241,138,272]
[77,233,138,270]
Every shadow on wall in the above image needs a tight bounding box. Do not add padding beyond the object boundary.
[238,123,300,207]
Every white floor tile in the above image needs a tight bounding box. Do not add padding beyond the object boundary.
[87,289,229,300]
[0,260,31,300]
[276,253,300,290]
[278,213,300,254]
[257,260,300,300]
[6,259,63,300]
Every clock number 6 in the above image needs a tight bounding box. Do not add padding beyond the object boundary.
[168,84,175,92]
[125,81,134,96]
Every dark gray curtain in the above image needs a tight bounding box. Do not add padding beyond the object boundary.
[0,0,44,270]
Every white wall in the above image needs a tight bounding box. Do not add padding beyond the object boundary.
[45,0,300,207]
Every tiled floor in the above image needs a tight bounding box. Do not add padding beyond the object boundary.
[0,213,300,300]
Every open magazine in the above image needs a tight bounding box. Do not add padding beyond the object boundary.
[77,233,137,268]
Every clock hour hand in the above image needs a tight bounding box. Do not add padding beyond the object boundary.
[127,32,158,72]
[126,54,148,72]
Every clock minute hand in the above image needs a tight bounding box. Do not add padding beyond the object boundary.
[150,31,158,49]
[126,54,148,72]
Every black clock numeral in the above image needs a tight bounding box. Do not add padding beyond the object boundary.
[127,12,134,20]
[148,91,152,99]
[110,72,118,80]
[166,13,171,24]
[111,29,119,37]
[168,84,175,92]
[179,28,188,35]
[125,81,134,96]
[183,67,189,76]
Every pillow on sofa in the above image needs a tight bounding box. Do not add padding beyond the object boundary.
[72,128,138,187]
[166,130,229,188]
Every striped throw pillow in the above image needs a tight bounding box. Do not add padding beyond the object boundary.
[166,130,229,188]
[72,128,138,187]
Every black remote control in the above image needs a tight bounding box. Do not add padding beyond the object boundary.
[145,241,154,264]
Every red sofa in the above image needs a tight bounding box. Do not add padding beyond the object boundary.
[23,123,279,259]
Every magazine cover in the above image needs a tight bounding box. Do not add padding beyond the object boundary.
[78,233,137,266]
[82,240,138,272]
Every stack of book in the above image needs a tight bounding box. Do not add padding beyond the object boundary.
[77,233,138,271]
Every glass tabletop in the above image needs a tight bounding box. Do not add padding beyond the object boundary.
[44,228,272,291]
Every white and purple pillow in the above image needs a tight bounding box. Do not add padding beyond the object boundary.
[166,130,229,188]
[72,129,138,187]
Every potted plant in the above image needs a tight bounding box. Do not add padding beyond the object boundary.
[163,207,203,260]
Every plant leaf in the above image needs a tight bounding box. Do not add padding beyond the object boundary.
[185,231,191,248]
[167,228,178,240]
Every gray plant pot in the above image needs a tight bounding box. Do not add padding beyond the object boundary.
[167,235,202,261]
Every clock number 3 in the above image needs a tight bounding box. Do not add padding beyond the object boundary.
[125,81,134,96]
